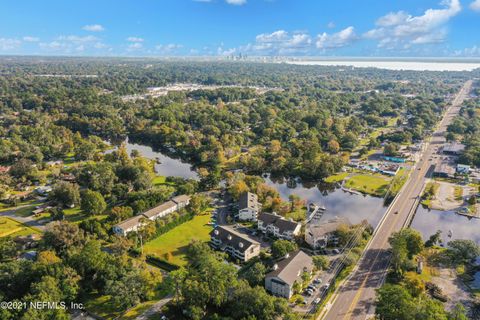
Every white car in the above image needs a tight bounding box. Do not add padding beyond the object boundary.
[313,298,321,304]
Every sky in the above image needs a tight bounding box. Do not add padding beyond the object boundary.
[0,0,480,57]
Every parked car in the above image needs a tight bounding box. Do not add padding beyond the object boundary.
[332,249,340,254]
[307,285,317,291]
[313,298,321,304]
[313,278,322,284]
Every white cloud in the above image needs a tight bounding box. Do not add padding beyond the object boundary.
[226,0,246,5]
[327,22,336,29]
[454,45,480,56]
[364,0,461,49]
[82,24,105,32]
[39,35,109,53]
[127,37,144,42]
[155,43,183,54]
[316,26,357,49]
[246,30,312,54]
[22,36,39,42]
[127,42,143,50]
[471,0,480,11]
[0,38,21,51]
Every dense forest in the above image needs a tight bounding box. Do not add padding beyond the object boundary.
[0,58,469,184]
[0,57,477,319]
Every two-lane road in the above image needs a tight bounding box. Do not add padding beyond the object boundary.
[322,80,472,320]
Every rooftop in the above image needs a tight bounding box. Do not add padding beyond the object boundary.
[266,250,313,286]
[239,192,260,211]
[307,217,350,238]
[114,215,145,231]
[211,225,260,253]
[258,212,300,234]
[171,194,191,204]
[142,200,177,219]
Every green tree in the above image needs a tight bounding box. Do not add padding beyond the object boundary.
[447,239,480,264]
[243,262,267,286]
[271,240,298,259]
[375,284,415,320]
[50,181,80,207]
[312,255,329,271]
[0,237,17,261]
[80,189,107,215]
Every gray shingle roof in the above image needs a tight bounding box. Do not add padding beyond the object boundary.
[142,200,177,219]
[172,194,191,204]
[266,250,313,286]
[114,215,145,230]
[258,212,300,234]
[239,192,259,211]
[210,225,260,253]
[307,217,350,238]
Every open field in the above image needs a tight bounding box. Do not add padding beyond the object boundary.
[324,172,349,183]
[143,213,212,266]
[0,217,40,237]
[344,173,391,196]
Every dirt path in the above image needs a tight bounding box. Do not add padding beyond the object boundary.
[431,267,472,311]
[430,181,471,211]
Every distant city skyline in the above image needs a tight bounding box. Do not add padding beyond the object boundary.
[1,0,480,57]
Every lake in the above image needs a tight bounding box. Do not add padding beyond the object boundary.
[264,175,386,227]
[286,59,480,71]
[410,206,480,244]
[108,138,199,180]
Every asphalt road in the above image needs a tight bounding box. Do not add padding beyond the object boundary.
[322,80,473,320]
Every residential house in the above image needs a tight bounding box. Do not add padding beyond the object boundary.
[265,250,313,298]
[112,215,147,236]
[305,218,350,249]
[257,212,301,240]
[210,225,260,262]
[113,194,191,236]
[237,192,260,221]
[142,200,177,221]
[172,194,191,209]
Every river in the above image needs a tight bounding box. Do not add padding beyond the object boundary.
[107,138,199,180]
[264,175,386,227]
[411,206,480,244]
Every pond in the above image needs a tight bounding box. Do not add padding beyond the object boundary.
[264,175,387,227]
[411,206,480,245]
[107,138,199,180]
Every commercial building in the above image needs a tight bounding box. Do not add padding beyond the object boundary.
[265,250,313,298]
[443,142,465,155]
[210,225,260,262]
[257,212,301,240]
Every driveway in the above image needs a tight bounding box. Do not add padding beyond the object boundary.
[0,205,49,231]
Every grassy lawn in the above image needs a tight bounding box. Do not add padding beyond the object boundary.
[324,172,349,184]
[84,294,121,319]
[63,207,108,224]
[345,174,391,196]
[13,205,37,217]
[0,217,40,238]
[152,175,176,187]
[143,213,212,266]
[454,186,463,201]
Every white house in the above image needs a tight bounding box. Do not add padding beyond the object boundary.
[237,192,260,221]
[113,194,191,236]
[112,215,147,236]
[265,250,313,299]
[257,212,301,240]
